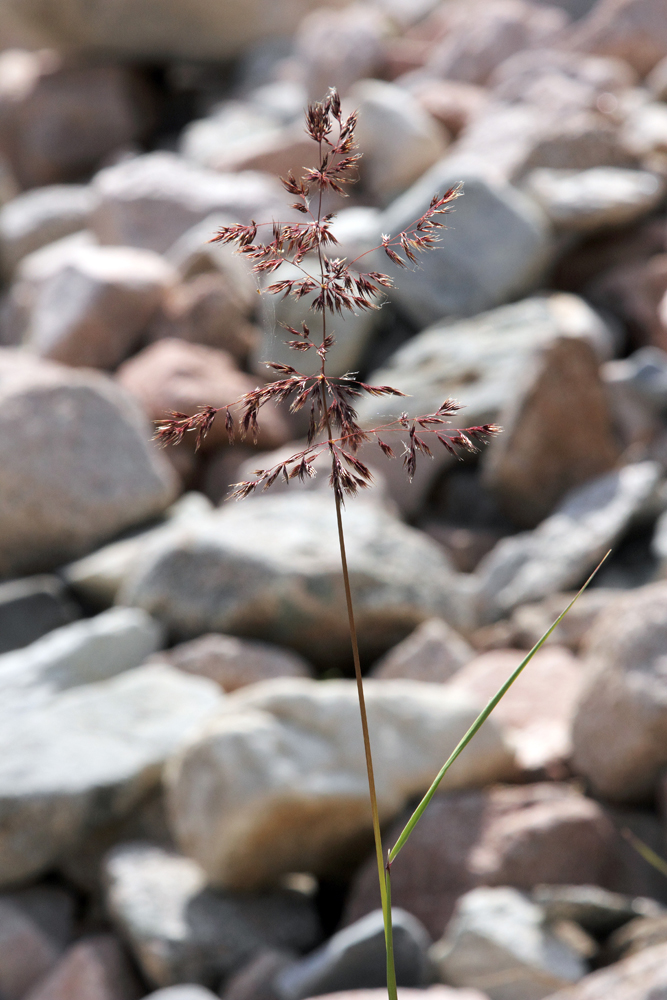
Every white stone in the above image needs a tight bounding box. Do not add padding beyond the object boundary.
[165,676,515,888]
[431,887,586,1000]
[0,663,224,886]
[0,184,93,275]
[524,167,665,231]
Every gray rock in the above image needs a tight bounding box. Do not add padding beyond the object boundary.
[543,941,667,1000]
[0,663,224,886]
[370,166,551,329]
[357,294,614,514]
[572,580,667,802]
[0,350,177,578]
[90,153,285,255]
[104,843,320,989]
[165,677,515,890]
[0,184,93,276]
[0,887,73,1000]
[0,607,164,710]
[0,575,79,654]
[20,243,176,369]
[532,885,666,937]
[119,493,464,666]
[481,334,620,527]
[0,0,327,62]
[145,989,219,1000]
[369,619,475,683]
[430,887,586,1000]
[524,168,665,232]
[275,909,431,1000]
[64,492,213,610]
[473,462,663,623]
[221,948,297,1000]
[165,214,256,308]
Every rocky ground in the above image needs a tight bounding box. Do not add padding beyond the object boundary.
[1,0,667,998]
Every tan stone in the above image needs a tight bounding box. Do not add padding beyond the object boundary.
[412,80,488,138]
[568,0,667,76]
[545,942,667,1000]
[370,619,475,683]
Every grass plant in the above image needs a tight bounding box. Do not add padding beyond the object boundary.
[156,89,603,1000]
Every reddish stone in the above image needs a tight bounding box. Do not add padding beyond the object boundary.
[25,935,141,1000]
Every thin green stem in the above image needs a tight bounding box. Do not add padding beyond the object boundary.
[621,828,667,878]
[385,864,398,1000]
[388,552,611,865]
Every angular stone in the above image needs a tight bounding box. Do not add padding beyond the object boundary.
[647,54,667,100]
[368,166,550,328]
[104,843,320,988]
[120,493,463,666]
[0,889,72,1000]
[0,184,93,275]
[473,462,662,623]
[524,168,665,232]
[274,909,431,999]
[0,51,154,188]
[0,663,224,886]
[348,78,447,203]
[533,884,665,937]
[153,633,312,692]
[544,941,667,1000]
[481,334,620,527]
[357,294,614,514]
[369,619,475,683]
[411,79,488,138]
[61,493,210,612]
[165,677,515,890]
[0,606,163,709]
[587,254,667,350]
[24,934,141,1000]
[0,574,79,654]
[448,645,584,772]
[0,350,176,577]
[484,588,620,653]
[344,783,620,938]
[116,339,289,453]
[430,886,586,1000]
[0,0,332,62]
[602,914,667,963]
[90,153,284,255]
[20,244,175,369]
[572,581,667,802]
[568,0,667,76]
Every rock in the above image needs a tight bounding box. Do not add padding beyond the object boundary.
[533,884,665,937]
[119,493,465,665]
[448,645,584,773]
[544,941,667,1000]
[647,54,667,100]
[431,886,586,1000]
[344,783,620,938]
[0,184,93,275]
[0,888,73,1000]
[165,676,515,889]
[0,574,79,654]
[369,618,475,683]
[293,991,488,1000]
[0,0,329,62]
[0,663,224,886]
[104,843,320,989]
[568,0,667,76]
[221,948,299,1000]
[149,274,258,364]
[603,348,667,448]
[348,78,447,203]
[0,350,177,577]
[481,334,620,527]
[369,166,550,328]
[90,153,284,255]
[63,492,213,610]
[116,339,289,453]
[145,989,218,1000]
[153,633,312,692]
[571,580,667,802]
[425,0,568,85]
[602,914,667,963]
[179,102,290,174]
[620,102,667,160]
[357,294,614,514]
[20,243,176,369]
[274,909,431,999]
[23,934,141,1000]
[524,168,665,232]
[253,258,383,380]
[587,254,667,350]
[0,606,164,706]
[292,6,391,100]
[0,50,154,188]
[411,80,489,138]
[481,588,621,653]
[473,462,663,624]
[165,214,256,306]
